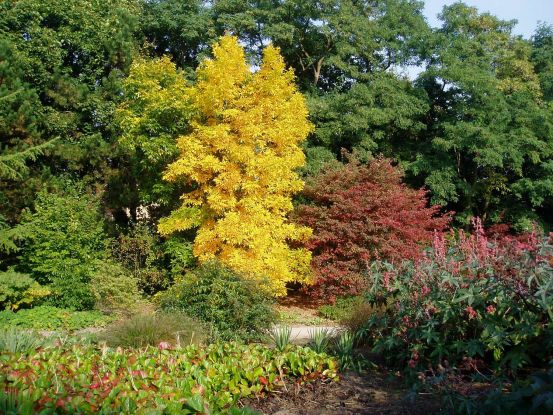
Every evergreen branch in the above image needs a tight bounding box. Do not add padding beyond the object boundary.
[0,138,57,180]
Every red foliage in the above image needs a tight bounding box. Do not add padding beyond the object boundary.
[295,157,450,301]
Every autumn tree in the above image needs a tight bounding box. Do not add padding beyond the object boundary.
[295,157,450,300]
[159,35,313,295]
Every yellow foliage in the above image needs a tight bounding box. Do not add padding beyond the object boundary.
[15,284,50,311]
[159,35,313,295]
[116,56,193,163]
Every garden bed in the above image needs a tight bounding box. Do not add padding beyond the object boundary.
[0,341,337,414]
[241,370,442,414]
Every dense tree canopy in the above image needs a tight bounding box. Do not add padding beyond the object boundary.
[0,0,141,226]
[532,23,553,102]
[409,4,553,228]
[0,0,552,300]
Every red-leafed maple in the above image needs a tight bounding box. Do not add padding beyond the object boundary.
[295,157,450,301]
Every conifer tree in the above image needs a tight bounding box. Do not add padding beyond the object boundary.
[159,35,313,295]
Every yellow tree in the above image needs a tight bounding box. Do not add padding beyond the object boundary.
[158,35,313,295]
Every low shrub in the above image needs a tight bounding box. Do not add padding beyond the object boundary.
[318,296,381,335]
[160,261,277,341]
[90,260,143,315]
[360,221,553,376]
[99,312,206,348]
[340,300,382,335]
[0,306,111,331]
[318,296,365,321]
[112,223,178,295]
[0,269,50,310]
[0,342,337,414]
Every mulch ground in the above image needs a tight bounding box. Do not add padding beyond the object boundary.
[240,370,444,415]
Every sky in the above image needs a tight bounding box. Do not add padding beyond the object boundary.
[423,0,553,38]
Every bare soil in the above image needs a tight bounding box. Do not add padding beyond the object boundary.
[241,370,443,415]
[261,291,445,414]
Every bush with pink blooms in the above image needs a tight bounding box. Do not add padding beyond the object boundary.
[359,220,553,376]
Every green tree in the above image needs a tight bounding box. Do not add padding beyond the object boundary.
[408,3,553,228]
[212,0,432,162]
[112,56,194,221]
[17,186,108,310]
[0,0,140,223]
[531,23,553,102]
[0,39,55,254]
[0,39,43,175]
[140,0,215,71]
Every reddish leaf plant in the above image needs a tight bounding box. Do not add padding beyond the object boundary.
[295,157,450,301]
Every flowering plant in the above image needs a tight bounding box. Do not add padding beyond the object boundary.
[360,220,553,376]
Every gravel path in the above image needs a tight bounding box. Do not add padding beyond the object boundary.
[272,325,343,345]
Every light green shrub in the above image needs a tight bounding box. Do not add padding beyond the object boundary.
[0,269,50,310]
[90,260,143,315]
[0,306,111,331]
[18,187,107,310]
[318,296,365,321]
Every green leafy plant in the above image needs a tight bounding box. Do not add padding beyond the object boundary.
[334,331,355,370]
[0,269,50,310]
[89,260,143,316]
[160,261,277,341]
[17,187,108,310]
[163,236,196,276]
[269,326,292,352]
[0,306,111,331]
[308,328,333,354]
[99,312,206,348]
[0,341,337,413]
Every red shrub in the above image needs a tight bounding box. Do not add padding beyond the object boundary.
[295,157,450,301]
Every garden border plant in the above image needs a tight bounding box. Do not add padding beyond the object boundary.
[358,221,553,378]
[0,340,337,414]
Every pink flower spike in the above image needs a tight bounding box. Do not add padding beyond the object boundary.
[158,341,171,351]
[465,306,478,320]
